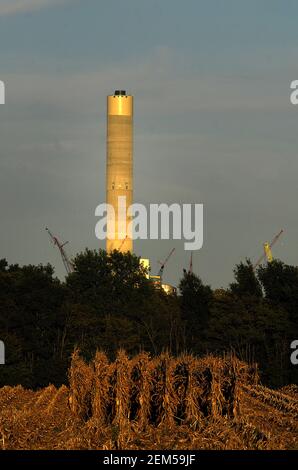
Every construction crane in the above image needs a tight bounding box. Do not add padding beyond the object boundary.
[45,227,74,275]
[157,247,175,283]
[189,252,193,274]
[253,229,284,270]
[183,252,193,276]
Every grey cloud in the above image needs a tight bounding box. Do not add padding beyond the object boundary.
[0,0,70,16]
[1,47,297,287]
[3,47,291,116]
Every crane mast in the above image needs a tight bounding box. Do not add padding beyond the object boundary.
[253,229,284,270]
[45,227,74,275]
[158,248,175,283]
[189,252,193,274]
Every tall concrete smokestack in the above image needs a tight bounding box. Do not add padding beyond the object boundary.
[106,90,133,253]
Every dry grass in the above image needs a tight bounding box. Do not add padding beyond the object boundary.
[0,350,297,450]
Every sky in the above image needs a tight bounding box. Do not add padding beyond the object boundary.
[0,0,298,288]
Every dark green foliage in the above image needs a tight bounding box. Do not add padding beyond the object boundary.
[257,260,298,386]
[208,291,290,387]
[0,261,67,388]
[66,248,154,316]
[0,253,297,388]
[179,272,212,353]
[230,259,263,299]
[258,260,298,323]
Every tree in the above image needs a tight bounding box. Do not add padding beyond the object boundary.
[64,249,180,358]
[1,252,297,389]
[0,262,67,388]
[258,260,298,323]
[0,259,8,272]
[179,272,212,353]
[230,259,263,299]
[66,249,153,315]
[207,289,290,387]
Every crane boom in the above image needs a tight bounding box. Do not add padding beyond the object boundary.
[189,252,193,274]
[45,227,74,275]
[253,229,284,270]
[158,248,175,280]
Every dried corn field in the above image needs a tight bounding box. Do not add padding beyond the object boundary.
[0,351,297,450]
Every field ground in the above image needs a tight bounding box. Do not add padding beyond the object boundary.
[0,351,297,450]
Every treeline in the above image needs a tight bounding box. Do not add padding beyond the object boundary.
[0,250,297,389]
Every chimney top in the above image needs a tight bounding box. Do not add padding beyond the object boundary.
[114,90,126,96]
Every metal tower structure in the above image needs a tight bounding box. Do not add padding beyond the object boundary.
[45,227,74,275]
[253,229,284,270]
[106,90,133,253]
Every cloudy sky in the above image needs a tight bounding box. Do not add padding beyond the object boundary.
[0,0,297,288]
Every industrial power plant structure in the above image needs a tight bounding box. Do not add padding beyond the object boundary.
[106,90,133,253]
[46,90,284,294]
[105,90,175,293]
[46,89,176,293]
